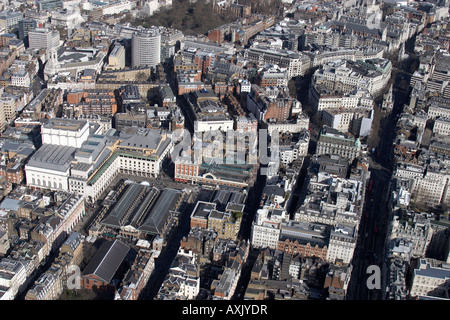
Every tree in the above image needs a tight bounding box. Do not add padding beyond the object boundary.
[135,72,148,82]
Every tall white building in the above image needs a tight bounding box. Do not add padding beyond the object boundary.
[28,28,60,50]
[132,29,161,68]
[101,0,133,15]
[251,221,281,249]
[11,70,31,88]
[326,224,357,264]
[41,118,90,148]
[251,207,287,249]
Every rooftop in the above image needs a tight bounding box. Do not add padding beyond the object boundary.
[27,144,77,172]
[191,201,216,219]
[81,239,130,283]
[43,118,88,132]
[415,259,450,280]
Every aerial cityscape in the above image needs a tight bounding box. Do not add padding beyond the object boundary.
[0,0,448,304]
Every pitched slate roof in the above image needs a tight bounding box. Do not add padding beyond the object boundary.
[81,239,130,283]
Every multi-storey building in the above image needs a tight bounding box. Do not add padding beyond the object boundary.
[244,46,310,78]
[251,220,281,250]
[433,117,450,137]
[295,173,364,227]
[0,258,27,300]
[278,130,310,165]
[44,47,106,81]
[28,28,60,50]
[37,0,64,11]
[0,12,23,32]
[132,28,161,68]
[190,201,243,241]
[277,221,330,259]
[55,193,85,235]
[394,159,450,208]
[411,167,450,207]
[107,43,126,70]
[389,211,433,258]
[326,224,358,264]
[213,268,239,300]
[11,70,30,88]
[309,87,374,112]
[0,93,19,126]
[156,248,200,300]
[25,267,63,300]
[246,85,298,123]
[180,228,217,262]
[115,249,158,300]
[181,90,234,133]
[18,18,37,42]
[316,126,361,162]
[257,66,289,87]
[69,89,118,116]
[85,129,173,202]
[427,97,450,119]
[409,258,450,298]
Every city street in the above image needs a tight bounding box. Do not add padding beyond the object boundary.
[347,63,411,299]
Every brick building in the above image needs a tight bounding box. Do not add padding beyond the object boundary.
[81,239,130,292]
[66,89,117,116]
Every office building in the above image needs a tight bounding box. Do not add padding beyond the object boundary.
[132,29,161,68]
[18,18,37,43]
[37,0,64,12]
[108,43,126,70]
[0,12,23,32]
[190,201,243,241]
[410,258,450,298]
[316,126,361,162]
[28,27,60,50]
[326,224,358,264]
[277,221,330,259]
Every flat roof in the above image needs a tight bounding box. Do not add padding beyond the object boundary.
[43,118,87,132]
[415,259,450,280]
[191,201,216,219]
[27,144,77,171]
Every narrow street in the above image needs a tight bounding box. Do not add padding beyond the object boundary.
[347,52,414,299]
